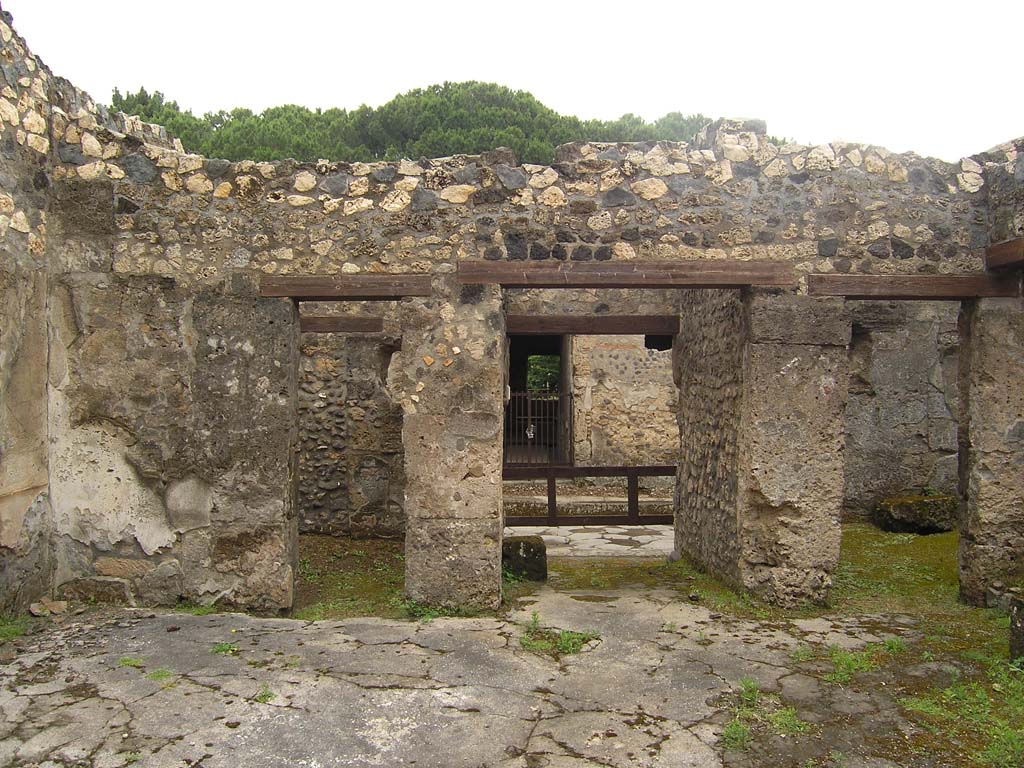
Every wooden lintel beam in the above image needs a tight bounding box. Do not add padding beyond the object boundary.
[807,273,1021,300]
[458,259,798,288]
[506,314,678,335]
[985,238,1024,270]
[299,316,384,333]
[260,274,433,301]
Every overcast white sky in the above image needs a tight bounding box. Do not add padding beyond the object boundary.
[4,0,1020,161]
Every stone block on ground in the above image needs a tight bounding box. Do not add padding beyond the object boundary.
[873,492,957,534]
[502,535,547,581]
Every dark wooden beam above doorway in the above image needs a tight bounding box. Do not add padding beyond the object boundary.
[458,259,798,288]
[260,274,433,301]
[985,238,1024,270]
[298,316,385,333]
[807,273,1021,300]
[506,314,679,335]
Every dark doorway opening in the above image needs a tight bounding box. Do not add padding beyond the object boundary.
[505,335,572,466]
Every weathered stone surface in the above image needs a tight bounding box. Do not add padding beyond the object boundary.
[958,298,1024,605]
[0,590,926,768]
[502,535,547,581]
[46,274,298,612]
[391,282,506,609]
[0,7,1021,613]
[843,302,959,514]
[297,329,403,537]
[677,292,849,605]
[873,493,957,534]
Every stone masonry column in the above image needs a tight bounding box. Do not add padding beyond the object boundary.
[675,291,850,606]
[391,279,506,610]
[735,293,851,605]
[958,297,1024,605]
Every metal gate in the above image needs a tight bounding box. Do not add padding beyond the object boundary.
[503,390,572,466]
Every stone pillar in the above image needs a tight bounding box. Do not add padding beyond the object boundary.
[736,293,850,605]
[958,297,1024,605]
[675,291,849,606]
[392,280,506,610]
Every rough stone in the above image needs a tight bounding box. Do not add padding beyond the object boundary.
[502,535,547,581]
[873,493,957,534]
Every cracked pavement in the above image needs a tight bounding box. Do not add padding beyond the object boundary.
[1,586,928,767]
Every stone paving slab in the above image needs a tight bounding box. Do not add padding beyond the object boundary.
[503,524,674,557]
[0,588,926,767]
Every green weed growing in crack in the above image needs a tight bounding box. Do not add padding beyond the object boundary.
[884,636,908,654]
[211,642,240,656]
[253,683,275,704]
[146,668,173,682]
[789,644,817,663]
[402,599,475,622]
[720,719,751,751]
[721,676,813,752]
[118,657,144,669]
[519,611,599,658]
[825,644,880,685]
[123,753,141,765]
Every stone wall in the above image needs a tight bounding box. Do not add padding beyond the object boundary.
[737,294,850,604]
[0,10,56,612]
[843,301,960,512]
[572,335,677,465]
[978,138,1023,245]
[675,290,744,586]
[48,274,299,612]
[958,298,1024,604]
[298,327,403,537]
[0,4,1021,610]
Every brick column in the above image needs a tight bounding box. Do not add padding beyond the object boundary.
[394,280,506,610]
[958,297,1024,605]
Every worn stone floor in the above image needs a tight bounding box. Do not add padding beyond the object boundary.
[0,584,942,768]
[503,524,675,557]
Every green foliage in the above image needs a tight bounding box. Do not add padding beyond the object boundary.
[789,644,817,663]
[118,656,144,669]
[723,675,812,752]
[210,642,239,656]
[0,615,28,644]
[518,611,599,658]
[110,82,710,164]
[253,683,275,704]
[526,355,561,391]
[825,645,880,685]
[145,668,173,682]
[766,706,811,736]
[898,651,1024,768]
[720,719,751,751]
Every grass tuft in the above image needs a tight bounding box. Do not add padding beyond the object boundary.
[518,611,599,659]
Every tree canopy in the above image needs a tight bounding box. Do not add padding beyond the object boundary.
[111,83,711,165]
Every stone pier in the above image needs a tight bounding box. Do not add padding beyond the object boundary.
[676,292,850,605]
[392,281,507,610]
[958,297,1024,604]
